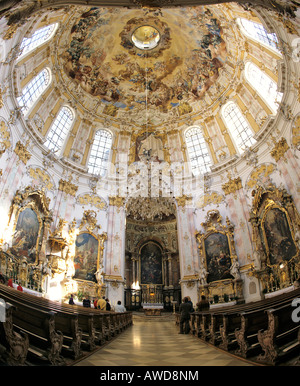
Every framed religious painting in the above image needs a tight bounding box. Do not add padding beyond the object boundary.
[261,206,297,266]
[203,231,233,283]
[73,232,100,282]
[140,241,163,285]
[11,207,41,264]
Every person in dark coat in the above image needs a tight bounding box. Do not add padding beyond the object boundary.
[196,295,210,312]
[106,298,111,311]
[82,295,91,308]
[179,297,192,334]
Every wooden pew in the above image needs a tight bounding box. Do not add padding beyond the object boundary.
[93,313,108,345]
[0,303,29,365]
[194,313,203,338]
[2,301,64,365]
[0,287,83,361]
[199,312,210,341]
[53,311,83,360]
[219,311,241,351]
[257,303,300,365]
[77,313,96,351]
[191,288,300,351]
[0,286,120,357]
[189,313,196,335]
[0,284,133,365]
[234,309,269,358]
[208,313,224,346]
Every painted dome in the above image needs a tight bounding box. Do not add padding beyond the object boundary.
[56,6,236,128]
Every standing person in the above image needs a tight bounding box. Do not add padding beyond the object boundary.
[196,295,210,311]
[114,300,126,312]
[83,295,91,308]
[97,296,106,310]
[106,298,111,311]
[179,297,192,334]
[187,296,194,312]
[69,294,75,305]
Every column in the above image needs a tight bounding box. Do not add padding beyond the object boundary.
[176,195,199,304]
[131,256,136,285]
[104,196,126,305]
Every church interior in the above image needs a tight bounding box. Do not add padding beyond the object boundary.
[0,0,300,367]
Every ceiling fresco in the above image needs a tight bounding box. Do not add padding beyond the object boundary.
[58,5,239,128]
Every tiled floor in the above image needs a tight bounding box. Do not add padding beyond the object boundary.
[74,313,253,367]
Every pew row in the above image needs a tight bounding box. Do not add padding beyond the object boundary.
[176,288,300,365]
[0,284,132,366]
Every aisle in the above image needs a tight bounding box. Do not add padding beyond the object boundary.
[74,314,253,366]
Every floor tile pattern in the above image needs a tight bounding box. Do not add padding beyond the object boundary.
[74,314,253,367]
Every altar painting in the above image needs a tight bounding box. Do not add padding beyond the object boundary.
[11,207,40,264]
[74,232,98,282]
[204,232,232,283]
[140,242,163,285]
[262,207,297,265]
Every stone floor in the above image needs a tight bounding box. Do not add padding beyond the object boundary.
[74,313,254,367]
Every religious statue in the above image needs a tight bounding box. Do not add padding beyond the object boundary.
[199,264,208,285]
[230,258,241,280]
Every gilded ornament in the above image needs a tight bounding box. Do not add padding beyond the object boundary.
[58,178,78,196]
[222,176,242,196]
[14,141,31,165]
[0,87,5,109]
[0,120,11,154]
[176,195,192,208]
[109,196,125,208]
[246,164,275,189]
[291,116,300,150]
[77,193,107,210]
[270,137,289,162]
[79,210,101,233]
[28,167,54,190]
[196,192,224,209]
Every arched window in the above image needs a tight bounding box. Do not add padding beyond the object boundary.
[185,126,212,175]
[245,62,282,113]
[222,102,256,153]
[44,106,74,153]
[18,24,58,59]
[88,129,112,176]
[17,68,51,114]
[237,18,279,52]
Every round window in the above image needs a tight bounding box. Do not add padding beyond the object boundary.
[132,25,160,50]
